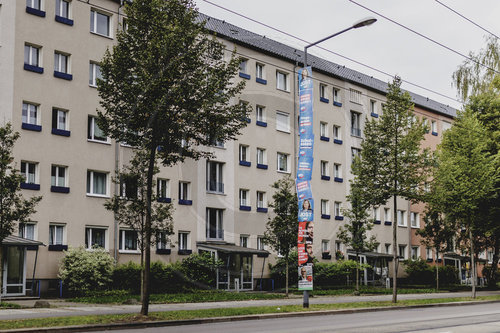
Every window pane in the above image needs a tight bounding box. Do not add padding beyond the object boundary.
[96,12,109,36]
[93,172,106,195]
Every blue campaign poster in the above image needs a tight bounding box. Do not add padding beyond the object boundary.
[297,157,313,181]
[296,180,312,201]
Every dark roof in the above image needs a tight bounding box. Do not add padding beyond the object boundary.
[2,235,44,247]
[197,242,269,255]
[347,250,394,260]
[200,13,457,118]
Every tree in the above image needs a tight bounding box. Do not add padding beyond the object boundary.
[431,110,498,297]
[337,180,377,295]
[352,76,431,302]
[104,150,174,299]
[97,0,248,315]
[0,123,42,297]
[264,176,298,296]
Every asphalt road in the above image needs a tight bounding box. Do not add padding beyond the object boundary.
[107,302,500,333]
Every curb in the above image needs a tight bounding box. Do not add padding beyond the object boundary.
[2,299,500,333]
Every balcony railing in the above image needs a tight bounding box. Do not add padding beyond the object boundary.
[206,181,224,193]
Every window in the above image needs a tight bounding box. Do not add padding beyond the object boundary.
[411,246,419,260]
[423,118,429,132]
[398,245,407,260]
[49,224,65,245]
[333,88,340,103]
[257,191,266,208]
[397,210,407,227]
[257,236,266,250]
[26,0,41,10]
[239,144,249,162]
[351,111,361,136]
[321,199,329,215]
[157,231,170,250]
[257,148,266,165]
[322,240,330,253]
[334,202,342,217]
[85,227,106,249]
[320,122,328,137]
[239,59,248,74]
[56,0,70,18]
[276,111,290,132]
[410,212,419,228]
[86,170,108,196]
[334,163,342,178]
[276,71,289,91]
[239,189,249,207]
[89,62,102,86]
[52,108,68,131]
[157,179,169,199]
[426,247,432,260]
[90,9,111,37]
[256,105,266,122]
[442,121,452,132]
[333,125,341,140]
[431,120,438,134]
[320,160,329,177]
[370,100,377,115]
[277,152,290,172]
[24,44,41,67]
[19,222,36,240]
[384,208,391,222]
[385,244,391,254]
[240,235,249,248]
[22,102,39,125]
[320,84,327,100]
[119,229,138,252]
[373,207,380,221]
[178,181,190,200]
[21,161,38,184]
[208,135,224,148]
[54,52,69,74]
[206,161,224,193]
[51,165,67,187]
[178,231,189,250]
[87,116,108,142]
[256,63,265,79]
[351,148,361,162]
[349,88,362,104]
[206,208,223,240]
[120,175,138,199]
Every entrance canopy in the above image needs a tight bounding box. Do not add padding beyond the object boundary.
[2,235,43,247]
[197,242,269,256]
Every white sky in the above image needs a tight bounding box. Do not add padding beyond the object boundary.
[194,0,500,110]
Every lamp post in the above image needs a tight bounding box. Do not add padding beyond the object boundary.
[300,17,376,309]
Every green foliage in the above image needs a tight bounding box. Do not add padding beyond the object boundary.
[179,252,222,289]
[111,262,142,293]
[59,247,115,296]
[404,260,459,286]
[269,251,298,287]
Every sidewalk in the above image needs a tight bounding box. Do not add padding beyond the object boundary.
[2,290,500,321]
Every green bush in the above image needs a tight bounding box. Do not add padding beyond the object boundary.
[179,252,223,289]
[59,247,115,296]
[314,260,360,287]
[269,251,298,288]
[112,261,141,293]
[404,259,459,286]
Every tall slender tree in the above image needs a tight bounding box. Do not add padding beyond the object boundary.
[0,123,42,296]
[97,0,248,315]
[352,76,431,303]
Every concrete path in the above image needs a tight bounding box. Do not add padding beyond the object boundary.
[1,290,499,320]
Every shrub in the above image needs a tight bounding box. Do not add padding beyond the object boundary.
[59,247,115,296]
[314,260,360,287]
[269,251,298,288]
[112,261,141,293]
[404,259,459,286]
[179,252,222,289]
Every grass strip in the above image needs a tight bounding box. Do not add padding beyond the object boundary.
[0,302,22,309]
[1,295,500,330]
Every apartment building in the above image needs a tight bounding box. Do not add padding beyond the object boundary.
[0,0,455,296]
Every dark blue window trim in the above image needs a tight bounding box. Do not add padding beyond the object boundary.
[156,249,171,255]
[432,131,438,136]
[333,139,343,145]
[24,64,44,74]
[321,214,331,220]
[257,207,268,213]
[157,197,172,203]
[55,15,73,25]
[426,258,433,262]
[370,112,379,118]
[48,244,68,251]
[374,220,381,225]
[256,120,267,127]
[178,249,192,255]
[335,216,344,221]
[322,253,332,260]
[257,164,268,170]
[26,7,46,17]
[334,177,343,183]
[384,221,392,226]
[51,128,70,137]
[321,175,330,181]
[244,117,251,123]
[239,72,251,80]
[333,101,342,107]
[22,123,42,132]
[239,205,251,211]
[239,160,251,167]
[21,183,40,191]
[178,199,192,205]
[256,77,267,85]
[320,136,330,142]
[54,71,73,80]
[51,186,70,193]
[320,97,329,103]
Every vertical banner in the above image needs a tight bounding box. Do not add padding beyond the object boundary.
[297,67,314,291]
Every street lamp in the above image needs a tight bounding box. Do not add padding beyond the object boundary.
[303,17,377,67]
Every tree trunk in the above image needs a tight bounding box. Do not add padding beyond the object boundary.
[470,229,476,299]
[355,252,360,295]
[488,236,499,288]
[0,247,3,302]
[392,194,398,303]
[140,146,156,316]
[435,249,439,291]
[285,254,289,297]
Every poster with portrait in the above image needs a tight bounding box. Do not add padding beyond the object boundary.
[298,221,314,244]
[298,265,313,291]
[298,198,314,222]
[298,242,314,265]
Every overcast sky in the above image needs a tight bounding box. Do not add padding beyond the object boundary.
[193,0,500,110]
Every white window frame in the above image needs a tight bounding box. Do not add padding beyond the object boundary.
[53,108,68,131]
[239,189,250,206]
[397,210,407,227]
[257,148,266,165]
[399,245,407,260]
[239,144,249,162]
[370,100,377,115]
[51,165,67,187]
[178,231,190,250]
[156,231,170,250]
[49,224,65,245]
[179,181,190,200]
[411,246,419,260]
[239,59,248,74]
[256,105,266,122]
[56,0,70,18]
[19,222,36,240]
[22,102,39,125]
[426,247,432,260]
[21,161,38,184]
[90,9,111,37]
[157,178,169,198]
[410,212,419,228]
[85,227,107,250]
[431,120,438,133]
[206,161,224,193]
[320,84,327,99]
[334,202,342,217]
[86,170,109,197]
[320,160,329,177]
[276,70,289,91]
[257,236,266,250]
[334,163,342,178]
[119,229,139,253]
[351,111,362,137]
[385,243,391,254]
[333,88,340,103]
[321,199,329,215]
[351,147,361,162]
[89,62,102,87]
[257,191,266,209]
[240,235,249,248]
[87,115,109,143]
[256,63,265,79]
[384,208,391,222]
[276,111,290,133]
[322,240,330,253]
[27,0,42,10]
[206,208,224,240]
[320,122,328,137]
[24,44,41,67]
[373,207,380,221]
[277,152,290,173]
[54,51,69,74]
[333,125,341,140]
[349,88,362,104]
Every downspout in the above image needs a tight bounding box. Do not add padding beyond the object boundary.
[31,246,39,296]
